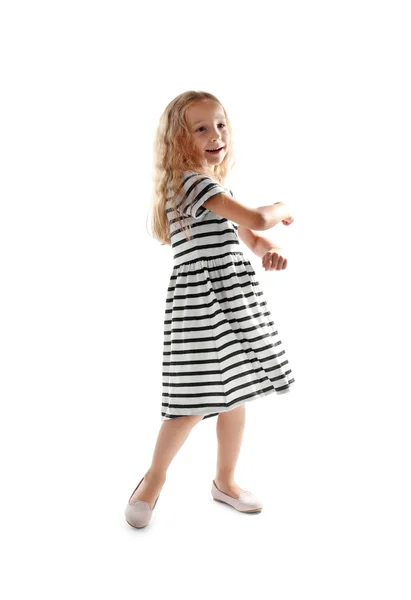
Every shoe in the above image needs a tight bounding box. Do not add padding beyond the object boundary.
[124,477,160,529]
[211,480,263,512]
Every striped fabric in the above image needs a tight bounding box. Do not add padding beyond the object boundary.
[162,171,295,421]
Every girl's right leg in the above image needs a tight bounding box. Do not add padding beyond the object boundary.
[129,414,204,508]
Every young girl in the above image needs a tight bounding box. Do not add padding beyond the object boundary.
[124,90,295,528]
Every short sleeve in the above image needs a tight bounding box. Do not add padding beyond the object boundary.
[178,171,227,220]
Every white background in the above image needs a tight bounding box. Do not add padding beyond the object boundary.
[1,1,410,598]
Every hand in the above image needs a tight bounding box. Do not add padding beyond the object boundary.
[273,202,294,226]
[262,248,288,271]
[282,215,294,226]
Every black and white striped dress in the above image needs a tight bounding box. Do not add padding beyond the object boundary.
[162,170,295,421]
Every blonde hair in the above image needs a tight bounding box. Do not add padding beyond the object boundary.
[146,91,236,246]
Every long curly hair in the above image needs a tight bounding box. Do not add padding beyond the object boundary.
[146,91,236,246]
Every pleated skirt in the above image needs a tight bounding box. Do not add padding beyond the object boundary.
[162,252,295,420]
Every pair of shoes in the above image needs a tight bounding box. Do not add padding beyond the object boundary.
[211,480,263,512]
[124,477,160,529]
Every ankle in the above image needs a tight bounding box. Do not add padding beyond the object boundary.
[144,469,167,485]
[215,475,235,487]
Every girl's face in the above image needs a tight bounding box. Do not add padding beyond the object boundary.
[185,100,229,172]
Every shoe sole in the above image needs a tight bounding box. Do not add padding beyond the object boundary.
[126,519,149,529]
[213,498,263,512]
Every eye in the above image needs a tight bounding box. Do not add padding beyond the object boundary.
[195,123,226,132]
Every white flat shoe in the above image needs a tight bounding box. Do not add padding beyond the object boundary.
[124,477,160,529]
[211,480,263,512]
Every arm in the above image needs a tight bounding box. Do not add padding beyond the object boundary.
[237,226,281,257]
[203,194,290,231]
[238,226,288,271]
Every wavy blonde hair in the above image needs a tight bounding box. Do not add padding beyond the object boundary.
[146,91,236,246]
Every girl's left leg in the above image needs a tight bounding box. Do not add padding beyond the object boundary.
[214,404,247,498]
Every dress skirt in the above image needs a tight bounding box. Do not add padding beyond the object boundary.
[161,252,295,421]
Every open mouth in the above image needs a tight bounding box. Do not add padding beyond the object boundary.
[206,147,224,154]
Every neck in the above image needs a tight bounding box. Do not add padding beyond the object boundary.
[204,167,216,178]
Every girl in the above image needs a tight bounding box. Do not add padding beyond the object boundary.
[124,90,295,528]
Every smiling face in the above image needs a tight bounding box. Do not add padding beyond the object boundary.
[185,100,230,174]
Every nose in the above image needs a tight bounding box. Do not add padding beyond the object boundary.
[210,124,221,141]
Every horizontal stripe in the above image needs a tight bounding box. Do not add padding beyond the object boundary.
[167,267,255,292]
[162,377,295,408]
[172,227,236,249]
[164,357,291,380]
[162,371,293,399]
[164,362,288,388]
[167,273,255,296]
[164,298,267,325]
[165,309,272,335]
[164,290,263,315]
[162,346,286,368]
[161,381,295,419]
[170,253,247,275]
[162,353,285,377]
[163,331,281,357]
[173,238,241,261]
[163,320,275,346]
[162,411,221,420]
[169,216,237,235]
[165,279,258,304]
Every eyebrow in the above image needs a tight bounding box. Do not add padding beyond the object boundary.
[192,116,226,126]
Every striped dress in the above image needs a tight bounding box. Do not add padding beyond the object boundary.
[162,170,295,421]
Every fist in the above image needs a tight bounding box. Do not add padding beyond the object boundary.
[262,249,288,271]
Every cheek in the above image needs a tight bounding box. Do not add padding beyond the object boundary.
[193,138,205,155]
